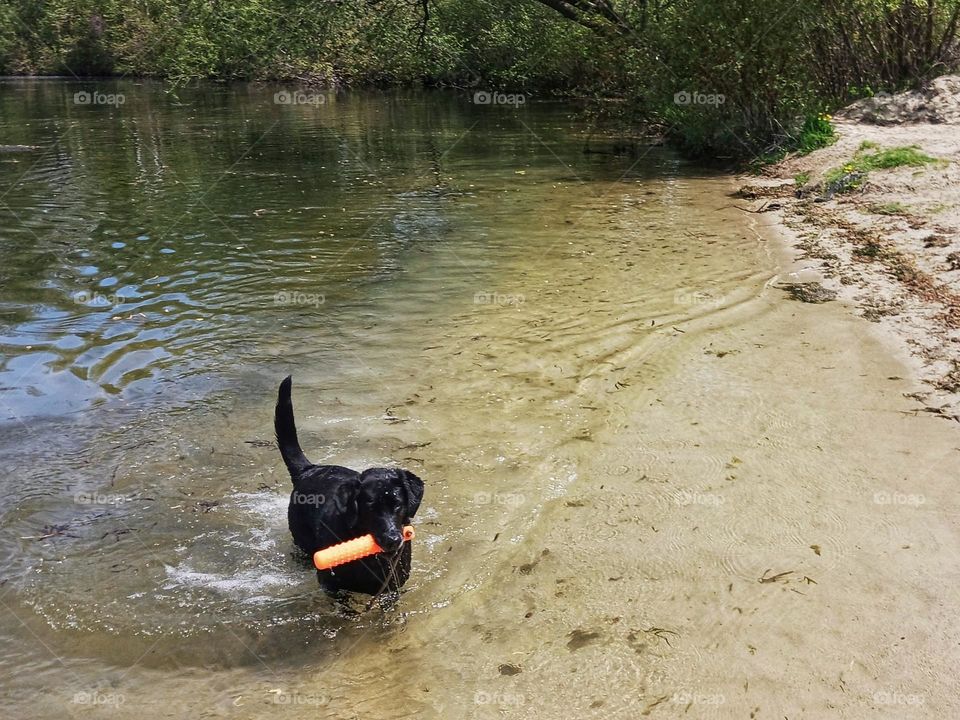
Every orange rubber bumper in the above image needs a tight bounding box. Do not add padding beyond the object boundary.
[313,525,415,570]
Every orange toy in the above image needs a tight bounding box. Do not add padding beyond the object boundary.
[313,525,415,571]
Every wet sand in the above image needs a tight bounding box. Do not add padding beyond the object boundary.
[311,199,960,719]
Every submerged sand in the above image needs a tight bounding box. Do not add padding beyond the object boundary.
[223,177,958,719]
[356,209,960,719]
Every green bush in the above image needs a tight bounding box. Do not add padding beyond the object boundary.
[1,0,958,161]
[795,113,836,155]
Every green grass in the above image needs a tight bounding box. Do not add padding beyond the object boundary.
[795,114,836,155]
[867,201,910,215]
[823,145,944,190]
[794,172,810,187]
[862,146,940,169]
[853,239,885,259]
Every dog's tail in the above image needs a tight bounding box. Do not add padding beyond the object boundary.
[275,375,311,477]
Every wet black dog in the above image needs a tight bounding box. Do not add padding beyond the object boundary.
[274,376,424,595]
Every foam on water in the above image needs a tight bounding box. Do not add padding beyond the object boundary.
[163,565,300,601]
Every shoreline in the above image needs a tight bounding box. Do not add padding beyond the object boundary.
[405,187,960,717]
[737,78,960,422]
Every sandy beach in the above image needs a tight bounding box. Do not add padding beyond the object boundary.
[739,76,960,422]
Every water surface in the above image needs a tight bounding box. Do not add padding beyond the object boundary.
[3,80,955,719]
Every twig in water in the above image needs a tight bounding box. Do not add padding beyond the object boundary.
[365,550,403,612]
[759,569,794,584]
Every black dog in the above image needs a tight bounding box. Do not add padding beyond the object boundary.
[275,376,424,595]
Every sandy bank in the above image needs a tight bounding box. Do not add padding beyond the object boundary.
[739,76,960,421]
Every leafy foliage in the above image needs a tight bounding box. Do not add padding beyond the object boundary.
[1,0,958,159]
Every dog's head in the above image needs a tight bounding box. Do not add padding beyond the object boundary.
[344,468,424,552]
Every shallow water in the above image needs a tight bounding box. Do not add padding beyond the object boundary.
[1,80,957,719]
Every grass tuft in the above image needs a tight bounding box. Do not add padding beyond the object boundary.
[867,201,910,216]
[823,145,944,191]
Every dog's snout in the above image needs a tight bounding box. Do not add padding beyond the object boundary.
[379,532,403,552]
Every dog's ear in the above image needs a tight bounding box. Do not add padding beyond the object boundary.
[330,478,360,526]
[398,469,424,518]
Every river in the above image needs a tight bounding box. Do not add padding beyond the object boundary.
[1,79,957,718]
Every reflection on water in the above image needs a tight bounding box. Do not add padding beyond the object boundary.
[0,81,682,419]
[0,79,775,717]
